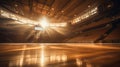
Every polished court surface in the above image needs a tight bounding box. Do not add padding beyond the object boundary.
[0,43,120,67]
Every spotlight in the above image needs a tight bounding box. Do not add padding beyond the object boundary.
[40,17,49,29]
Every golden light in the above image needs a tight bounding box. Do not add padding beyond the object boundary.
[72,7,98,24]
[40,17,49,29]
[49,22,67,27]
[76,58,82,66]
[40,45,45,66]
[1,8,37,25]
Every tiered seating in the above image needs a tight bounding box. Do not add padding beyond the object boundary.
[66,27,109,43]
[79,17,112,31]
[103,25,120,42]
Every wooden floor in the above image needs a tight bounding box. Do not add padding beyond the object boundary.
[0,43,120,67]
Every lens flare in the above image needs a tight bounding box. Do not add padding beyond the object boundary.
[40,17,49,29]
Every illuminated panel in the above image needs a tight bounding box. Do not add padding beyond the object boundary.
[72,7,98,24]
[0,8,37,25]
[35,26,43,31]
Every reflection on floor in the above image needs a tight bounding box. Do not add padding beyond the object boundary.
[0,43,120,67]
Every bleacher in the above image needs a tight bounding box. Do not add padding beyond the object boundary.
[65,27,110,43]
[103,25,120,43]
